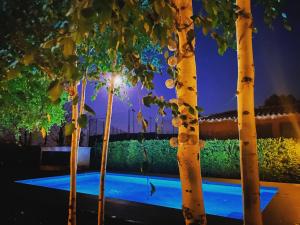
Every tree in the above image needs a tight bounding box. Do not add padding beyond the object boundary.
[1,1,167,224]
[171,1,206,224]
[235,1,262,224]
[234,1,290,224]
[186,1,289,224]
[264,94,298,107]
[91,28,164,225]
[0,1,83,224]
[192,1,289,224]
[98,72,115,225]
[68,1,172,224]
[0,67,66,140]
[0,0,71,80]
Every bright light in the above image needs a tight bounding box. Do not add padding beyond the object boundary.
[114,76,122,87]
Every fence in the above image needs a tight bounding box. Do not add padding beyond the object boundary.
[0,116,178,147]
[88,117,177,136]
[88,118,126,136]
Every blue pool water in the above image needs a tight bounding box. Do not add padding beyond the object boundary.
[16,172,277,219]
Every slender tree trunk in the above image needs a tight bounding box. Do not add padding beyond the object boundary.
[98,75,115,225]
[77,76,87,146]
[44,133,48,146]
[68,83,79,225]
[235,1,263,225]
[174,1,206,224]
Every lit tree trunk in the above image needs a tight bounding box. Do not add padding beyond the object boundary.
[235,0,263,224]
[44,133,48,146]
[77,75,87,146]
[68,83,79,225]
[98,75,115,225]
[174,0,206,224]
[68,72,87,225]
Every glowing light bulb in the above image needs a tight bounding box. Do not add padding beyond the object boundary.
[114,76,122,87]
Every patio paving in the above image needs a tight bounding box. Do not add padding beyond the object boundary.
[206,177,300,225]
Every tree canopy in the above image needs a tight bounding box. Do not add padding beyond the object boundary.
[0,68,67,137]
[263,94,299,107]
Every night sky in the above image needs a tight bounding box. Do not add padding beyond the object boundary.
[84,1,300,132]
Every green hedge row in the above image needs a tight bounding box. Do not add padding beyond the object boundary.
[91,138,300,183]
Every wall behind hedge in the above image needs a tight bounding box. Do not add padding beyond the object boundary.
[91,138,300,183]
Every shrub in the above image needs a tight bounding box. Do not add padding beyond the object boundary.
[91,138,300,183]
[200,139,240,178]
[258,138,300,182]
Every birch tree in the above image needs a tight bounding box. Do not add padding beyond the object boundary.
[172,1,206,224]
[235,1,262,224]
[190,1,290,224]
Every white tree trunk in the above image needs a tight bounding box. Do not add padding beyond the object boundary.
[98,75,115,225]
[174,0,207,224]
[236,0,263,224]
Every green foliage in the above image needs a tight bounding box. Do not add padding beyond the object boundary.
[0,0,293,126]
[78,114,88,128]
[102,140,178,174]
[48,80,64,102]
[0,0,71,80]
[1,0,167,117]
[201,139,240,178]
[78,25,163,98]
[65,0,170,94]
[92,138,300,183]
[256,0,291,30]
[258,138,300,182]
[64,122,75,136]
[0,68,67,137]
[84,104,96,115]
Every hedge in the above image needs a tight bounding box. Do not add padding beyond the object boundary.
[91,138,300,183]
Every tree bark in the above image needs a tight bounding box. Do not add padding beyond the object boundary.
[174,1,206,224]
[235,0,263,224]
[68,83,79,225]
[44,133,48,146]
[77,76,87,146]
[98,75,115,225]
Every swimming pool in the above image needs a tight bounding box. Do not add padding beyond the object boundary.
[16,172,277,219]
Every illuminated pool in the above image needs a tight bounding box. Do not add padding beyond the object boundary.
[16,172,277,219]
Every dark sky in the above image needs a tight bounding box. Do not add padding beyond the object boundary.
[84,1,300,132]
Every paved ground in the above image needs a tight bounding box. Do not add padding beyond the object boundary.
[206,177,300,225]
[262,182,300,225]
[1,168,299,225]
